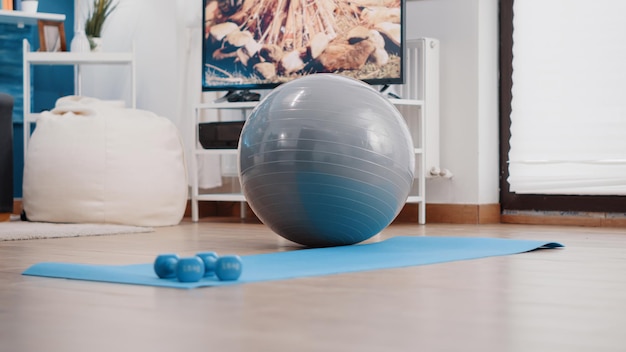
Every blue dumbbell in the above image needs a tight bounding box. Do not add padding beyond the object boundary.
[176,257,205,282]
[215,255,243,281]
[196,251,219,277]
[153,253,180,279]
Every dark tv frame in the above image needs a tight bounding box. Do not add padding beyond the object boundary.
[201,0,406,92]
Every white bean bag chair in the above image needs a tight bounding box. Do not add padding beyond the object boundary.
[23,96,188,227]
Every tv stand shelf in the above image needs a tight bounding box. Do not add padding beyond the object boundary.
[190,98,426,224]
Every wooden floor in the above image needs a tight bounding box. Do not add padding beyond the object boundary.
[1,218,625,352]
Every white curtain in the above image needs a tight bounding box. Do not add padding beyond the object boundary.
[508,0,626,195]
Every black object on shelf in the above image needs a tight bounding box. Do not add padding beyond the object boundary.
[198,121,245,149]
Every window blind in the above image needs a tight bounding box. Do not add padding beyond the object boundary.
[508,0,626,195]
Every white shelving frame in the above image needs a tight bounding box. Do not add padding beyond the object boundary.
[190,98,426,224]
[190,101,256,221]
[22,39,136,155]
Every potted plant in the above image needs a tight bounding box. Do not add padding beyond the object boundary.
[84,0,118,51]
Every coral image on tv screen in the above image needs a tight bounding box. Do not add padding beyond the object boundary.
[202,0,404,92]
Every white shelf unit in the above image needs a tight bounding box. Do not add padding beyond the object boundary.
[22,39,136,155]
[190,101,256,222]
[190,98,426,224]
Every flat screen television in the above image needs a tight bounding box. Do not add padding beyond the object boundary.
[202,0,405,93]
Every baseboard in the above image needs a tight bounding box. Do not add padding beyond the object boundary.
[12,199,22,215]
[186,200,502,225]
[18,197,626,227]
[501,210,626,227]
[17,197,626,227]
[424,203,501,224]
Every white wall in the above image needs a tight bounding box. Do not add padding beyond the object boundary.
[83,0,501,205]
[78,0,179,125]
[407,0,499,204]
[476,0,499,204]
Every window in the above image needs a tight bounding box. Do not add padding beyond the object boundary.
[499,0,626,212]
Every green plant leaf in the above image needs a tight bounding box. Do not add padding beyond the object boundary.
[84,0,118,37]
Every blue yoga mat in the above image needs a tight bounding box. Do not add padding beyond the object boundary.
[22,236,563,289]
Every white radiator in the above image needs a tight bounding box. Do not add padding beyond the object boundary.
[396,38,441,176]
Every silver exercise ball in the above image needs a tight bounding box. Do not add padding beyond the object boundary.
[238,74,415,247]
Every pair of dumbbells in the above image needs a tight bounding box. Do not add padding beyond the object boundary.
[154,252,242,282]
